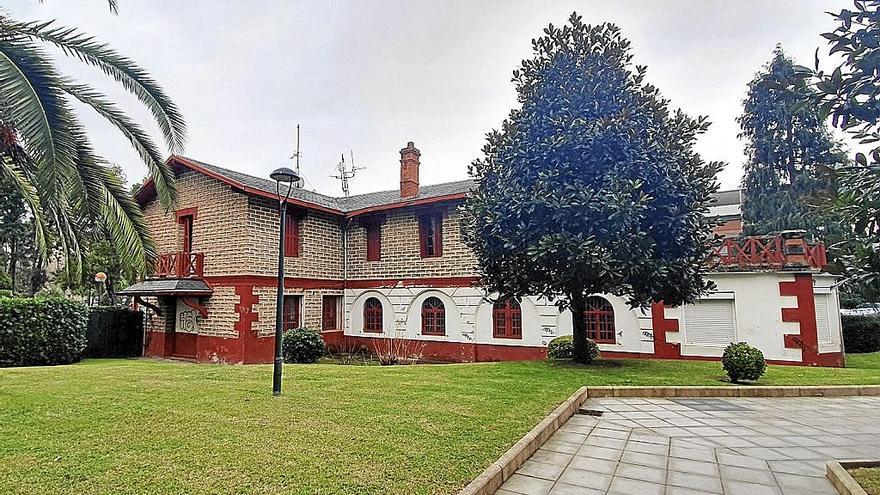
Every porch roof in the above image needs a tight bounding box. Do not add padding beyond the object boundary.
[118,278,213,297]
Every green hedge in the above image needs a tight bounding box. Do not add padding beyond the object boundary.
[842,314,880,353]
[0,297,89,367]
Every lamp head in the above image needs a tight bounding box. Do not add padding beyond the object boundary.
[270,167,300,184]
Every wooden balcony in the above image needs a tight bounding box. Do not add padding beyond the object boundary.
[710,232,827,271]
[153,251,205,278]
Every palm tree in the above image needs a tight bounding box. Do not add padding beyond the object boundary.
[0,1,185,277]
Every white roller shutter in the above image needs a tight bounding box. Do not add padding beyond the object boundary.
[683,299,736,346]
[814,294,832,344]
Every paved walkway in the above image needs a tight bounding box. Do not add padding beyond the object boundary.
[497,396,880,495]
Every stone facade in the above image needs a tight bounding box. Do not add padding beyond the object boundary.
[345,204,478,280]
[143,169,250,277]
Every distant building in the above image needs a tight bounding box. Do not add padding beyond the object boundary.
[122,142,843,366]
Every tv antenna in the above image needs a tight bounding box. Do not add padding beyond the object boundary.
[332,150,363,197]
[290,124,302,177]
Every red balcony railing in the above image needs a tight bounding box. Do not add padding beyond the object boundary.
[154,251,205,278]
[710,233,827,270]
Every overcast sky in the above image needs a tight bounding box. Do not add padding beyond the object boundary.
[6,0,853,195]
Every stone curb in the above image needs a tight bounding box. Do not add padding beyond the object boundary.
[584,385,880,398]
[457,386,589,495]
[457,385,880,495]
[827,460,879,495]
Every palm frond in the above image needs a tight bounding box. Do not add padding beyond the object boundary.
[0,38,80,208]
[62,81,176,207]
[4,20,187,153]
[70,131,154,273]
[0,154,48,260]
[36,0,118,14]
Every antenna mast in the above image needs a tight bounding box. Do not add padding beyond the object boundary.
[333,150,363,197]
[290,124,302,176]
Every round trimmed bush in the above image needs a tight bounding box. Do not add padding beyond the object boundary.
[548,335,600,363]
[281,327,325,364]
[722,342,766,383]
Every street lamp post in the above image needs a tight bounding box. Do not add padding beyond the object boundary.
[270,167,301,396]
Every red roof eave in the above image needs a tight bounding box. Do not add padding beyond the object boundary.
[343,192,468,218]
[134,155,469,218]
[135,156,343,216]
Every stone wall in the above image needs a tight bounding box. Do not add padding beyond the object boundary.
[345,204,478,280]
[142,169,250,277]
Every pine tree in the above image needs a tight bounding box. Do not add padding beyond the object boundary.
[738,47,846,238]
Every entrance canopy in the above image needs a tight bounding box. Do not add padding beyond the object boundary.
[119,278,213,297]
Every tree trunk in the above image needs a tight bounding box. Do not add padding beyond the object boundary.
[570,292,590,363]
[8,237,17,295]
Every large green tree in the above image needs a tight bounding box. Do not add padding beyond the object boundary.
[461,14,722,363]
[738,47,847,238]
[0,1,185,278]
[792,1,880,293]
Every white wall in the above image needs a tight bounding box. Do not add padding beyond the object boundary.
[342,271,844,362]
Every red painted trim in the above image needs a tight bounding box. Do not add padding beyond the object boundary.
[175,207,198,220]
[345,276,479,289]
[203,275,346,289]
[136,156,344,215]
[345,193,466,218]
[597,349,844,367]
[651,302,681,359]
[136,156,468,219]
[204,275,478,290]
[778,273,840,366]
[182,297,208,318]
[342,335,546,362]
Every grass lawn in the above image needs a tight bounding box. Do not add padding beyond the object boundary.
[1,354,880,495]
[850,467,880,494]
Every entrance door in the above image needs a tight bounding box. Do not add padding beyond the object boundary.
[322,296,340,331]
[172,299,198,359]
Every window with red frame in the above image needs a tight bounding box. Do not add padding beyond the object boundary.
[363,297,383,333]
[584,296,615,343]
[366,222,381,261]
[493,297,522,339]
[418,212,443,258]
[284,208,300,257]
[322,296,341,331]
[282,295,302,331]
[421,296,445,335]
[180,215,193,252]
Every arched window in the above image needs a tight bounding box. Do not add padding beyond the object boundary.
[421,296,446,336]
[493,297,522,339]
[584,296,615,343]
[363,297,383,333]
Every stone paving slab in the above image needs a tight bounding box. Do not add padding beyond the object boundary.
[497,396,880,495]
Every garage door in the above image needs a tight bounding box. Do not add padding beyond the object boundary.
[683,299,736,346]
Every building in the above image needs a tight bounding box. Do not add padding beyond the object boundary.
[121,142,844,367]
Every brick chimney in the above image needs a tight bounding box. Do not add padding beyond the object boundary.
[399,141,420,198]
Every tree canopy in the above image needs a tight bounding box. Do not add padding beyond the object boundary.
[461,13,722,362]
[794,1,880,291]
[738,47,847,238]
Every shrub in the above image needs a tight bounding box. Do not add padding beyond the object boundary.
[722,342,766,383]
[842,314,880,353]
[373,333,427,365]
[281,327,325,364]
[0,297,89,367]
[548,335,599,363]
